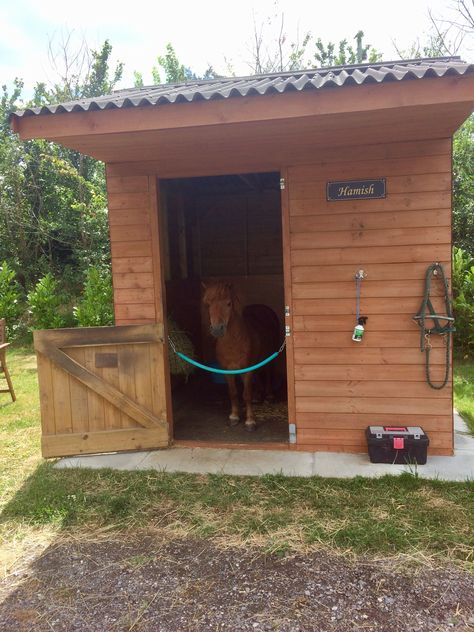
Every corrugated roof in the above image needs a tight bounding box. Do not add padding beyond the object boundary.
[13,57,474,118]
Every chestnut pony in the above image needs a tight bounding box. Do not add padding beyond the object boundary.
[202,282,280,431]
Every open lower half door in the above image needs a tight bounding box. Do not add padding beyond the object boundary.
[34,324,169,457]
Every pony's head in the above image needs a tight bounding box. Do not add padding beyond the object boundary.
[202,282,240,338]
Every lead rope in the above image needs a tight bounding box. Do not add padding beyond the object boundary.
[413,263,455,390]
[168,335,286,375]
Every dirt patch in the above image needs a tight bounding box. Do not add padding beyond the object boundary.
[0,534,473,631]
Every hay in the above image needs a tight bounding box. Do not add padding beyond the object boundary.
[167,316,196,378]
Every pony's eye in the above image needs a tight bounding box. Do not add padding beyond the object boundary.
[227,302,231,307]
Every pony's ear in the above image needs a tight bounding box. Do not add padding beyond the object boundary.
[201,282,207,290]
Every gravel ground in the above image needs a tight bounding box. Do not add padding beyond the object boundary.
[0,535,473,631]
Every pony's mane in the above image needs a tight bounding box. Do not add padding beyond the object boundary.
[202,282,232,302]
[202,281,243,311]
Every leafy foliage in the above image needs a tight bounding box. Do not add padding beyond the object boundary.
[0,260,24,337]
[0,40,116,331]
[146,43,218,85]
[74,266,114,327]
[453,115,474,255]
[28,273,71,330]
[314,31,382,67]
[452,247,474,356]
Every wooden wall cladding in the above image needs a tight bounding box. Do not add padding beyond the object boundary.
[106,175,159,325]
[287,138,453,455]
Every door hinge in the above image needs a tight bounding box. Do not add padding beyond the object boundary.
[285,324,291,337]
[285,305,290,317]
[280,177,285,190]
[289,423,297,444]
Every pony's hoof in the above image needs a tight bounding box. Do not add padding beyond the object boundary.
[245,421,257,432]
[228,415,240,427]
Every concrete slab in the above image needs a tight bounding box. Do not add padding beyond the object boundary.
[54,411,474,481]
[139,447,232,474]
[56,451,151,471]
[311,452,410,478]
[224,448,313,477]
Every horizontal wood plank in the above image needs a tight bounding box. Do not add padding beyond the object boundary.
[108,192,150,210]
[293,330,445,348]
[110,241,153,258]
[115,304,156,320]
[291,227,450,250]
[288,154,451,182]
[108,210,150,226]
[290,192,451,216]
[297,428,452,449]
[289,173,451,199]
[295,380,450,398]
[114,288,155,304]
[34,324,163,347]
[109,225,152,242]
[293,297,425,315]
[291,244,451,266]
[290,208,450,232]
[295,347,450,365]
[295,396,452,415]
[292,279,446,299]
[113,273,155,289]
[293,312,436,334]
[294,364,451,382]
[112,257,154,273]
[293,443,452,455]
[295,412,452,431]
[291,262,451,283]
[106,176,149,193]
[42,427,168,458]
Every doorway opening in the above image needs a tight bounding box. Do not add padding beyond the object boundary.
[161,172,288,445]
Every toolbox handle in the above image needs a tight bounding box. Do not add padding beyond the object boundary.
[383,426,407,432]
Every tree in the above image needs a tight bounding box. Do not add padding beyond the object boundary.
[453,114,474,255]
[314,31,382,67]
[0,38,119,292]
[247,13,311,74]
[134,44,219,87]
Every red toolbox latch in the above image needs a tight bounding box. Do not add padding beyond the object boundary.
[393,437,405,450]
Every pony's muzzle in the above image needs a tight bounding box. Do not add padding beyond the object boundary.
[210,324,226,338]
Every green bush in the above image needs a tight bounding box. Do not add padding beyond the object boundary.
[28,273,71,330]
[0,260,24,337]
[452,247,474,357]
[74,266,114,327]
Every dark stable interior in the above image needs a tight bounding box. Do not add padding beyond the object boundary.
[162,172,289,444]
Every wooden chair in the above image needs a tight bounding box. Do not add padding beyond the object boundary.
[0,319,16,402]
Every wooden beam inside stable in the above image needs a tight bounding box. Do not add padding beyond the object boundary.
[13,75,474,142]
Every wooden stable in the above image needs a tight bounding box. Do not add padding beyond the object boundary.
[12,59,474,457]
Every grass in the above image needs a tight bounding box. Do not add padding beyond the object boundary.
[0,348,473,571]
[454,359,474,435]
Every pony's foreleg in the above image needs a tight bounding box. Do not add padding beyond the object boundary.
[243,372,256,432]
[225,374,240,426]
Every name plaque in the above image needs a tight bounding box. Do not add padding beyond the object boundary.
[327,178,386,201]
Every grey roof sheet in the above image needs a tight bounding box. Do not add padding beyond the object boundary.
[13,57,474,118]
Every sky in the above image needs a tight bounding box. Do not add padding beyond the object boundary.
[1,0,473,100]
